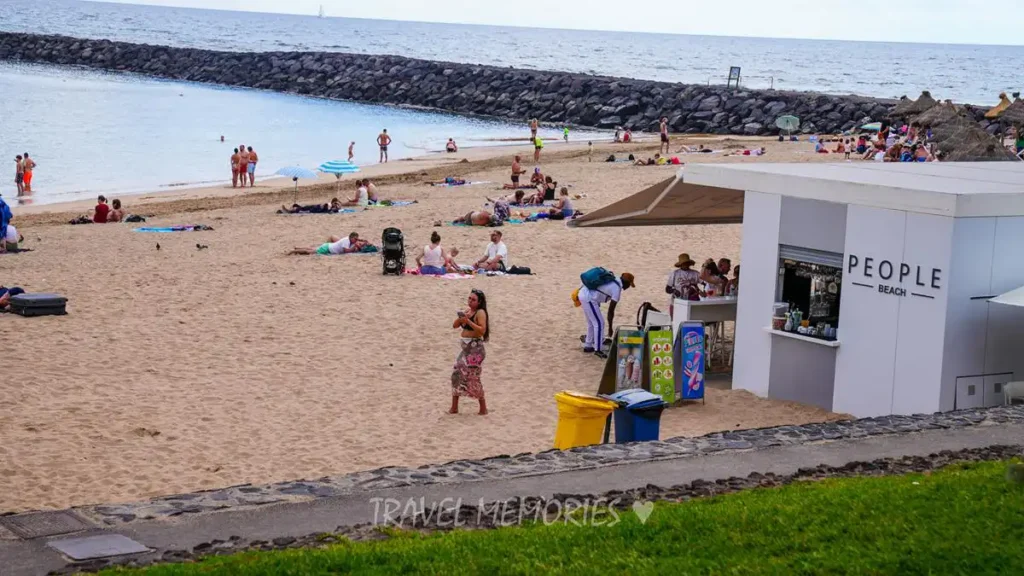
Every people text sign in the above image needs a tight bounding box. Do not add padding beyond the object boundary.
[847,254,941,300]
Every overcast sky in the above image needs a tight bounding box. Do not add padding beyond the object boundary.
[103,1,1023,45]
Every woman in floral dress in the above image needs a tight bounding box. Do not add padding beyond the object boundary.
[449,289,490,415]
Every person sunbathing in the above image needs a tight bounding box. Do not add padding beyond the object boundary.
[429,177,467,186]
[288,232,367,255]
[634,153,664,166]
[280,198,344,214]
[454,210,498,227]
[0,285,25,309]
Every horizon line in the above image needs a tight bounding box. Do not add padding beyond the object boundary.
[87,1,1024,49]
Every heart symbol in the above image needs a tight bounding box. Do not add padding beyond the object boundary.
[632,500,654,524]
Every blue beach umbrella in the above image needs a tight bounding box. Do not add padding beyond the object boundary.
[318,160,361,191]
[275,166,320,199]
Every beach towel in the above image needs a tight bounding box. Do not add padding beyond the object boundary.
[405,268,474,279]
[430,181,491,188]
[133,225,214,233]
[278,209,358,216]
[319,245,379,255]
[367,200,417,208]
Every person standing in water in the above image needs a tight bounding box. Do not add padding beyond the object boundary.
[377,129,391,163]
[21,153,36,193]
[348,141,355,162]
[14,156,24,196]
[230,148,240,188]
[246,146,258,187]
[563,126,570,143]
[450,289,490,416]
[238,144,250,187]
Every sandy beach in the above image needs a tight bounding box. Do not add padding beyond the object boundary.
[1,136,849,513]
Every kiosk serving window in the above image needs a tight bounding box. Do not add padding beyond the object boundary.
[776,245,843,331]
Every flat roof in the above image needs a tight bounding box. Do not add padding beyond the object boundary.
[684,162,1024,218]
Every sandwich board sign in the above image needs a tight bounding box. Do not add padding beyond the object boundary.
[646,328,675,403]
[727,67,742,89]
[674,322,706,402]
[598,326,645,394]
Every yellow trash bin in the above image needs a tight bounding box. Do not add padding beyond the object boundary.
[553,391,618,450]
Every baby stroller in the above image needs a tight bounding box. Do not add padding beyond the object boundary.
[381,227,405,275]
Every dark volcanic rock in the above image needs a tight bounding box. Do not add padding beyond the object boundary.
[0,31,939,137]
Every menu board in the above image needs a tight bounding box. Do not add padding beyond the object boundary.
[675,322,706,401]
[647,329,676,403]
[615,328,645,391]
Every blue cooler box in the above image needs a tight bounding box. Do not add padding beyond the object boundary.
[606,389,668,443]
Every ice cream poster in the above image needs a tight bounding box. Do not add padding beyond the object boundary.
[647,329,675,403]
[675,322,705,401]
[615,329,645,391]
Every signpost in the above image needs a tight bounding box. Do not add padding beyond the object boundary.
[727,67,742,89]
[646,328,676,403]
[675,322,706,402]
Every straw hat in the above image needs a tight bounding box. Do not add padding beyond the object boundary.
[674,253,696,268]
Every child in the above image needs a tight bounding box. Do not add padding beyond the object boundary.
[587,141,593,162]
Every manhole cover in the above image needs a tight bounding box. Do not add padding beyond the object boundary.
[0,510,92,539]
[48,534,150,561]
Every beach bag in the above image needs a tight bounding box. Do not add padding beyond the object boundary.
[381,227,405,276]
[581,267,616,290]
[507,265,532,275]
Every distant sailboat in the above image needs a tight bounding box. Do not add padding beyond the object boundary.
[318,5,325,18]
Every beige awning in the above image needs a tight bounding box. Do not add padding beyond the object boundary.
[570,172,744,228]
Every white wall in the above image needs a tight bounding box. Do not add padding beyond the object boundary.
[833,206,906,417]
[733,191,781,398]
[890,213,953,415]
[779,197,847,254]
[985,217,1024,380]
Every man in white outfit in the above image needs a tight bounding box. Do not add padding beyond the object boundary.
[580,272,635,359]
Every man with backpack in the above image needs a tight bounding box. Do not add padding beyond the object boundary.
[577,268,635,358]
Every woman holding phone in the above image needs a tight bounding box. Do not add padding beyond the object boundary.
[450,289,490,415]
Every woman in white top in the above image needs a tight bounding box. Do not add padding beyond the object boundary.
[342,181,369,207]
[417,231,447,275]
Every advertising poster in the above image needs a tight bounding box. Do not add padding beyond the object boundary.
[615,328,645,392]
[675,322,706,401]
[646,329,675,403]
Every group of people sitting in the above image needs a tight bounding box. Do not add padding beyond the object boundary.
[93,195,126,223]
[415,230,507,275]
[613,127,634,143]
[665,253,740,311]
[815,123,937,162]
[279,179,381,213]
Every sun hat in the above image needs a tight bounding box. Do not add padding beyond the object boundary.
[674,253,696,268]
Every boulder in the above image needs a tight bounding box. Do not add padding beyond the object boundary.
[743,122,764,135]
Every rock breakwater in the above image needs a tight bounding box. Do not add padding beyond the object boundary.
[0,32,992,135]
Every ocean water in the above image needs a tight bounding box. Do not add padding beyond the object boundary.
[1,0,1021,205]
[2,0,1022,103]
[0,62,598,205]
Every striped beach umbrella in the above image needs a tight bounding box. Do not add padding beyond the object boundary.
[318,160,360,175]
[275,166,320,199]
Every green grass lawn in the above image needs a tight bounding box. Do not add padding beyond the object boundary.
[106,460,1024,576]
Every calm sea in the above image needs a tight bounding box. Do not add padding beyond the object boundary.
[1,0,1021,205]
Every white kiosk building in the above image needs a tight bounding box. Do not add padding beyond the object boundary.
[574,162,1024,418]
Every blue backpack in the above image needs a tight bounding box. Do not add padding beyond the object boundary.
[581,267,617,290]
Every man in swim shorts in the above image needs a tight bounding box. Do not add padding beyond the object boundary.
[238,144,250,187]
[529,118,538,140]
[22,153,36,193]
[659,117,670,155]
[454,210,496,227]
[230,148,240,188]
[377,129,391,163]
[246,146,258,187]
[14,156,24,196]
[510,155,525,188]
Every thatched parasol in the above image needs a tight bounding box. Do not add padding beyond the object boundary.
[934,118,1018,161]
[984,92,1013,119]
[997,98,1024,127]
[890,91,938,119]
[912,100,958,128]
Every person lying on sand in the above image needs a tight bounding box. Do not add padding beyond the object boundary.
[280,198,343,214]
[429,177,467,186]
[634,153,666,166]
[0,285,25,309]
[453,210,499,227]
[288,232,367,255]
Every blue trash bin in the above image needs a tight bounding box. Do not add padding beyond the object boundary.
[606,389,668,443]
